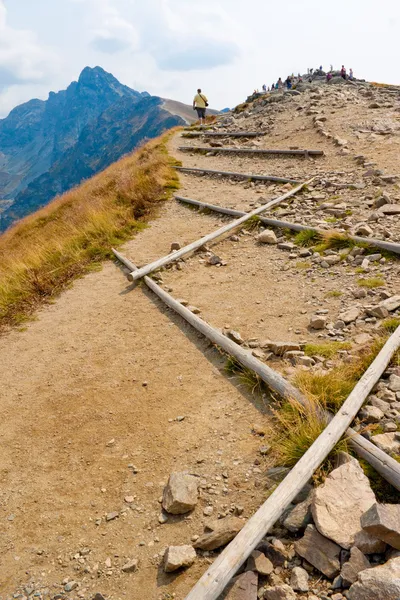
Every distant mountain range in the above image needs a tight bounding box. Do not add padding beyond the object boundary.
[0,67,196,231]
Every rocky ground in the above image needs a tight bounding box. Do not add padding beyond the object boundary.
[0,78,400,600]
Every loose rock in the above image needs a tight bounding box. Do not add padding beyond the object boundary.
[121,559,139,573]
[290,566,309,592]
[193,517,244,550]
[247,550,273,576]
[164,545,196,573]
[361,504,400,550]
[225,571,258,600]
[162,472,198,515]
[257,230,278,244]
[340,547,371,587]
[348,556,400,600]
[295,524,341,579]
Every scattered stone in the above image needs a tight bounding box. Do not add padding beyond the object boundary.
[372,432,400,454]
[347,556,400,600]
[339,307,360,324]
[257,230,278,244]
[258,540,287,566]
[208,254,222,265]
[170,242,181,251]
[311,460,385,552]
[64,582,78,593]
[295,525,341,579]
[361,504,400,550]
[162,472,198,515]
[354,224,373,237]
[290,566,309,592]
[380,296,400,312]
[359,405,385,423]
[121,559,139,573]
[378,205,400,215]
[388,374,400,392]
[164,545,196,573]
[247,550,273,576]
[366,305,389,319]
[227,330,244,345]
[193,517,244,550]
[106,512,119,522]
[341,547,371,587]
[203,506,214,516]
[263,584,297,600]
[225,571,258,600]
[354,333,372,345]
[310,315,327,330]
[270,342,301,356]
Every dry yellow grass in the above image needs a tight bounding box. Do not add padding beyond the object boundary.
[0,132,181,329]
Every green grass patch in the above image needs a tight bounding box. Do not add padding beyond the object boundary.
[294,229,321,247]
[357,277,385,288]
[382,317,400,333]
[295,261,312,269]
[304,341,352,359]
[325,290,343,298]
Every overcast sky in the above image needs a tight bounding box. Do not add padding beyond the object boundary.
[0,0,399,118]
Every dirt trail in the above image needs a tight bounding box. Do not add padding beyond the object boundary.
[1,82,399,600]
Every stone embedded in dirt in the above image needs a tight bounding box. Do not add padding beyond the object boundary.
[290,566,309,592]
[372,432,400,454]
[359,405,385,423]
[208,254,222,265]
[121,558,139,573]
[311,460,385,553]
[309,315,327,330]
[263,584,297,600]
[162,472,198,515]
[164,545,196,572]
[361,504,400,550]
[170,242,181,251]
[347,556,400,600]
[257,230,278,244]
[354,333,372,345]
[106,512,119,522]
[339,307,360,324]
[247,550,273,575]
[340,547,371,587]
[64,581,78,592]
[380,296,400,312]
[366,305,389,319]
[378,204,400,215]
[354,223,373,237]
[227,329,244,344]
[368,395,390,413]
[270,342,301,356]
[193,517,244,550]
[283,490,314,533]
[388,374,400,392]
[295,524,341,579]
[93,595,106,600]
[225,571,258,600]
[188,305,201,314]
[277,242,296,251]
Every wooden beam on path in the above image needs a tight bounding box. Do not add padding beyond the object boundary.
[175,165,300,184]
[128,179,311,282]
[113,248,400,492]
[178,146,325,157]
[182,132,265,138]
[176,196,400,257]
[183,327,400,600]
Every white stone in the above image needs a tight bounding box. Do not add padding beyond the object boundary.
[164,545,196,572]
[257,230,278,244]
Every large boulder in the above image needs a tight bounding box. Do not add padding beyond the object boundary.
[193,517,244,551]
[361,504,400,550]
[162,472,198,515]
[348,557,400,600]
[294,524,341,579]
[311,460,386,552]
[164,545,196,572]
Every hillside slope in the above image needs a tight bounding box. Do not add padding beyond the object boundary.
[0,79,400,599]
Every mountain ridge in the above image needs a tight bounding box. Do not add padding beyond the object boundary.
[0,66,189,231]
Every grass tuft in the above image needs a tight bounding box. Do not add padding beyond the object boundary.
[0,132,181,330]
[325,290,343,298]
[304,341,352,359]
[225,356,263,393]
[294,229,321,247]
[382,317,400,333]
[357,277,385,288]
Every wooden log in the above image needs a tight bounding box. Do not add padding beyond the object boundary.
[114,249,400,492]
[175,196,400,257]
[128,179,312,282]
[184,327,400,600]
[175,166,301,184]
[178,146,325,156]
[182,132,265,138]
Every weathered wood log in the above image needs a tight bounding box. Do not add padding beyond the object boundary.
[114,248,400,492]
[128,179,311,282]
[183,327,400,600]
[175,165,301,184]
[175,195,400,257]
[182,132,265,138]
[179,146,325,156]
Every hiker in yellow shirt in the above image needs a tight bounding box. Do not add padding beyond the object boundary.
[193,88,208,124]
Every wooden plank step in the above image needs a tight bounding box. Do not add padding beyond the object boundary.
[179,146,324,156]
[175,166,301,184]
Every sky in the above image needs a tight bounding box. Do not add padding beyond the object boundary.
[0,0,399,118]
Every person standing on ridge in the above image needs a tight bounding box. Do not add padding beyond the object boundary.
[341,65,347,79]
[193,88,208,125]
